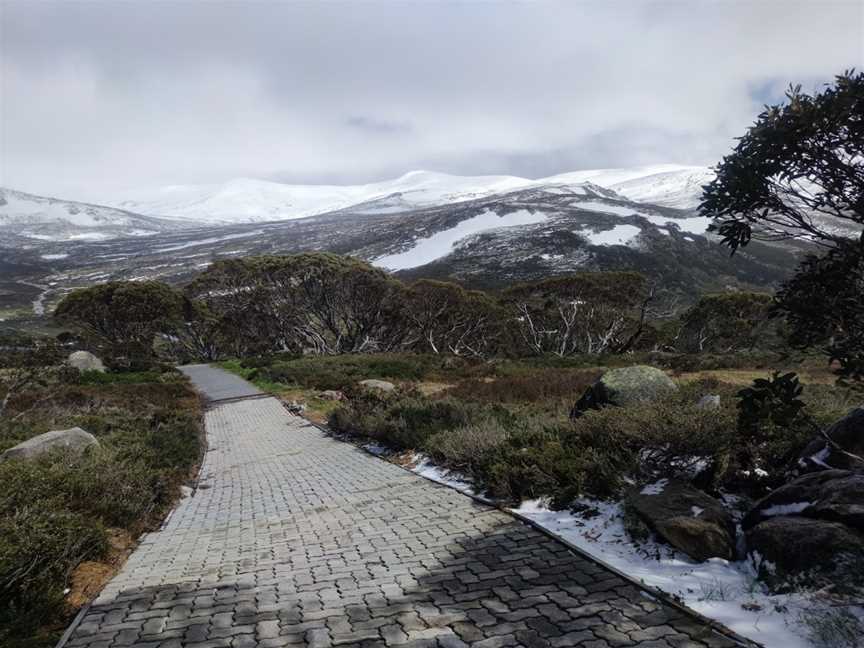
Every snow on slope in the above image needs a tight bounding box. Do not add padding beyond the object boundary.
[0,187,182,241]
[113,166,713,225]
[114,171,537,224]
[547,165,714,209]
[375,208,549,270]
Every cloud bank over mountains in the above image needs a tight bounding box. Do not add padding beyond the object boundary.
[1,1,862,202]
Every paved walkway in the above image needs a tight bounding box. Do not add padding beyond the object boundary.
[63,366,742,648]
[178,364,264,402]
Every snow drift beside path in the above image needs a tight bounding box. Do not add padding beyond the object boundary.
[400,450,851,648]
[513,499,837,648]
[374,208,548,270]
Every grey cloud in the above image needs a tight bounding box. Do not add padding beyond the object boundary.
[0,0,862,201]
[345,116,412,135]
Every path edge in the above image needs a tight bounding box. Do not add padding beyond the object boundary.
[302,414,762,648]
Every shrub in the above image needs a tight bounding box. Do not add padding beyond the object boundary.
[260,354,443,390]
[329,389,490,449]
[479,424,588,504]
[444,369,602,406]
[0,366,202,640]
[425,419,511,473]
[0,507,107,635]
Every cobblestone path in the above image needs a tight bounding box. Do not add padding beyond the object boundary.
[62,366,744,648]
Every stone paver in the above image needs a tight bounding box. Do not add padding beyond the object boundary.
[178,364,264,401]
[63,366,743,648]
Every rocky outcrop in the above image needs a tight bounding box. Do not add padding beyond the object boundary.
[624,479,736,561]
[743,469,864,532]
[798,407,864,473]
[359,379,396,393]
[571,365,677,418]
[744,468,864,590]
[319,390,345,401]
[1,427,99,462]
[746,516,864,589]
[68,350,105,373]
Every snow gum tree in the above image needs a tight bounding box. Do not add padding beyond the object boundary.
[702,71,864,379]
[402,280,503,358]
[502,272,651,356]
[185,253,407,355]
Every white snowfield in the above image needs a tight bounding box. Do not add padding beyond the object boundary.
[1,165,715,242]
[375,208,549,270]
[0,189,151,229]
[110,164,714,224]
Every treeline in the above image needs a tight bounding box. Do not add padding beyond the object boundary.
[54,252,780,363]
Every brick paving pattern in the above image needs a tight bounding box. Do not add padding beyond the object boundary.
[63,366,743,648]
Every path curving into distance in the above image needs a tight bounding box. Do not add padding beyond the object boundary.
[61,364,748,648]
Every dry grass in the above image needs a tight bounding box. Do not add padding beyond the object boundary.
[677,367,837,385]
[65,528,136,609]
[271,387,342,425]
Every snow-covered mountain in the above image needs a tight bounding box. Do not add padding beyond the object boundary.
[550,165,715,209]
[112,172,538,224]
[0,187,189,241]
[112,165,715,224]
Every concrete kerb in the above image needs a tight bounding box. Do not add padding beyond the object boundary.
[295,407,762,648]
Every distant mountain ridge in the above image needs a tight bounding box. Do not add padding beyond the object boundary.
[109,165,715,225]
[0,187,191,241]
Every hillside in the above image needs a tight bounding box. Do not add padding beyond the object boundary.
[109,165,714,224]
[0,187,190,241]
[0,180,808,324]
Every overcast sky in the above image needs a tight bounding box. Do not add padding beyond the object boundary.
[1,1,862,202]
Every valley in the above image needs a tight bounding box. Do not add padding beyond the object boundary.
[0,167,810,325]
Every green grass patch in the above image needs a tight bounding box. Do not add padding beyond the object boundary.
[0,366,202,645]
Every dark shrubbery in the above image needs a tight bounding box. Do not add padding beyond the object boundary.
[328,369,840,506]
[329,386,507,449]
[444,369,602,407]
[260,354,442,391]
[0,368,202,644]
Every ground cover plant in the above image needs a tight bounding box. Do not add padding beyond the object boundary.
[214,348,851,511]
[0,355,202,648]
[324,368,854,505]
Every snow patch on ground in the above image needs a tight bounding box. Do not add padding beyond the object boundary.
[153,230,264,253]
[760,502,812,517]
[408,452,486,499]
[512,498,823,648]
[583,224,642,246]
[640,479,669,495]
[374,209,548,270]
[577,200,712,235]
[351,433,858,648]
[40,253,69,260]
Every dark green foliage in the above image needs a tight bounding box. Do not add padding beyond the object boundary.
[703,70,863,251]
[503,272,651,356]
[402,280,504,358]
[737,371,809,435]
[702,71,864,379]
[186,253,407,356]
[0,367,202,642]
[677,292,776,353]
[54,281,184,358]
[329,388,497,449]
[773,240,864,381]
[0,507,107,633]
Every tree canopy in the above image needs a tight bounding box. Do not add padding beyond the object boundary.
[703,70,863,251]
[54,281,184,356]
